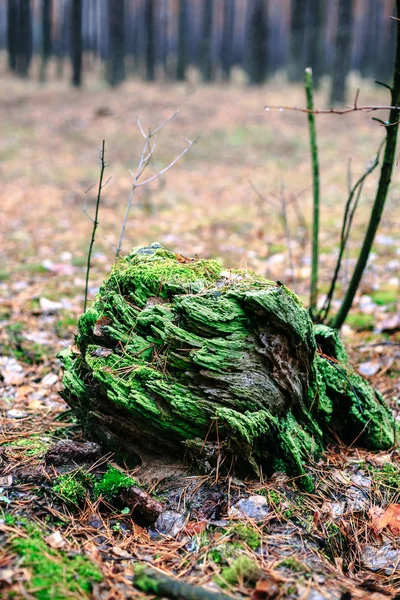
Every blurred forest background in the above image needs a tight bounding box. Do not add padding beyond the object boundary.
[0,0,397,103]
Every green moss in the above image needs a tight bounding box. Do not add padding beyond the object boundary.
[94,465,137,501]
[9,436,50,457]
[59,245,396,486]
[216,555,260,587]
[371,290,398,306]
[134,564,159,594]
[279,557,305,573]
[345,313,375,331]
[367,462,400,491]
[53,471,95,505]
[230,524,260,550]
[10,527,102,600]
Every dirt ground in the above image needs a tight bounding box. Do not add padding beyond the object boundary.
[0,67,399,599]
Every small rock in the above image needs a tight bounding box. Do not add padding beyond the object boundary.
[6,410,27,419]
[41,372,58,387]
[45,440,102,466]
[153,510,187,537]
[45,531,66,550]
[40,297,63,313]
[361,544,400,573]
[345,486,368,513]
[228,495,269,520]
[358,360,382,377]
[321,501,346,518]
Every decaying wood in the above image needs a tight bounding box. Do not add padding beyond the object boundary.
[58,244,395,490]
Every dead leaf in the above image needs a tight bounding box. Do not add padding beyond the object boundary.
[251,578,280,599]
[184,521,207,535]
[45,530,66,549]
[371,504,400,535]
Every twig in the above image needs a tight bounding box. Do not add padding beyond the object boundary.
[304,67,320,318]
[264,104,400,115]
[133,564,233,600]
[319,141,384,322]
[116,112,196,257]
[84,140,107,312]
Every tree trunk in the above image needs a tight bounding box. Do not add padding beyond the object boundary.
[7,0,17,72]
[145,0,155,81]
[246,0,268,85]
[330,0,354,105]
[304,0,325,87]
[70,0,83,87]
[40,0,52,83]
[288,0,307,82]
[221,0,235,82]
[59,244,395,491]
[199,0,213,82]
[15,0,32,77]
[107,0,125,86]
[176,0,187,81]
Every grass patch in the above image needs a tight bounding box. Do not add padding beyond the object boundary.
[371,290,398,306]
[345,313,375,331]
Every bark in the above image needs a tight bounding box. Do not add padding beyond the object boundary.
[70,0,83,87]
[330,0,354,105]
[288,0,307,82]
[176,0,187,81]
[107,0,125,86]
[145,0,155,81]
[221,0,235,81]
[40,0,52,82]
[59,245,395,491]
[246,0,268,85]
[199,0,213,82]
[7,0,17,72]
[15,0,32,77]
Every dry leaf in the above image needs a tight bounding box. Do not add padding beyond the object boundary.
[251,578,280,600]
[111,546,132,559]
[371,504,400,535]
[45,530,66,549]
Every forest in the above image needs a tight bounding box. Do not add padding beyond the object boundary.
[0,1,399,600]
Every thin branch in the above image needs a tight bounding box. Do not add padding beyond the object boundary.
[265,104,400,115]
[136,137,198,188]
[84,140,107,313]
[116,115,196,257]
[320,140,385,323]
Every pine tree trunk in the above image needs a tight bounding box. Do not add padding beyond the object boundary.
[288,0,307,82]
[330,0,353,105]
[107,0,125,86]
[246,0,268,85]
[199,0,213,82]
[221,0,235,82]
[59,245,395,491]
[40,0,52,83]
[145,0,155,81]
[71,0,83,87]
[7,0,17,72]
[15,0,32,77]
[176,0,187,81]
[305,0,325,87]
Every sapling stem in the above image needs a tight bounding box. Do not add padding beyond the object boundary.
[304,67,320,318]
[84,140,106,312]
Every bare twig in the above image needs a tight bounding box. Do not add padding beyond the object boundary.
[116,112,196,257]
[319,140,385,323]
[84,140,108,312]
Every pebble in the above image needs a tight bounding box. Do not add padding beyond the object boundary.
[153,510,186,538]
[6,409,27,419]
[228,495,269,519]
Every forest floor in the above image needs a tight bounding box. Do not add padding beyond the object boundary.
[0,67,399,599]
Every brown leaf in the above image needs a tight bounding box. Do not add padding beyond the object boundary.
[45,530,66,549]
[371,504,400,535]
[251,578,280,600]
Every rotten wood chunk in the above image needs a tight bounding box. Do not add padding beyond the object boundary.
[45,440,102,467]
[58,244,396,491]
[119,486,163,524]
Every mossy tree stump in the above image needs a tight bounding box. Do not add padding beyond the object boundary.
[59,244,395,489]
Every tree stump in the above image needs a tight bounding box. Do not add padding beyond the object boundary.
[59,244,395,490]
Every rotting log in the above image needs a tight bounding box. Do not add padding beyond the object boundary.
[58,244,395,490]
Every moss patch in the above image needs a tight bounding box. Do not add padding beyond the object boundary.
[94,465,138,501]
[7,519,102,600]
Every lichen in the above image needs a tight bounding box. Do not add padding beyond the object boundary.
[58,244,396,489]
